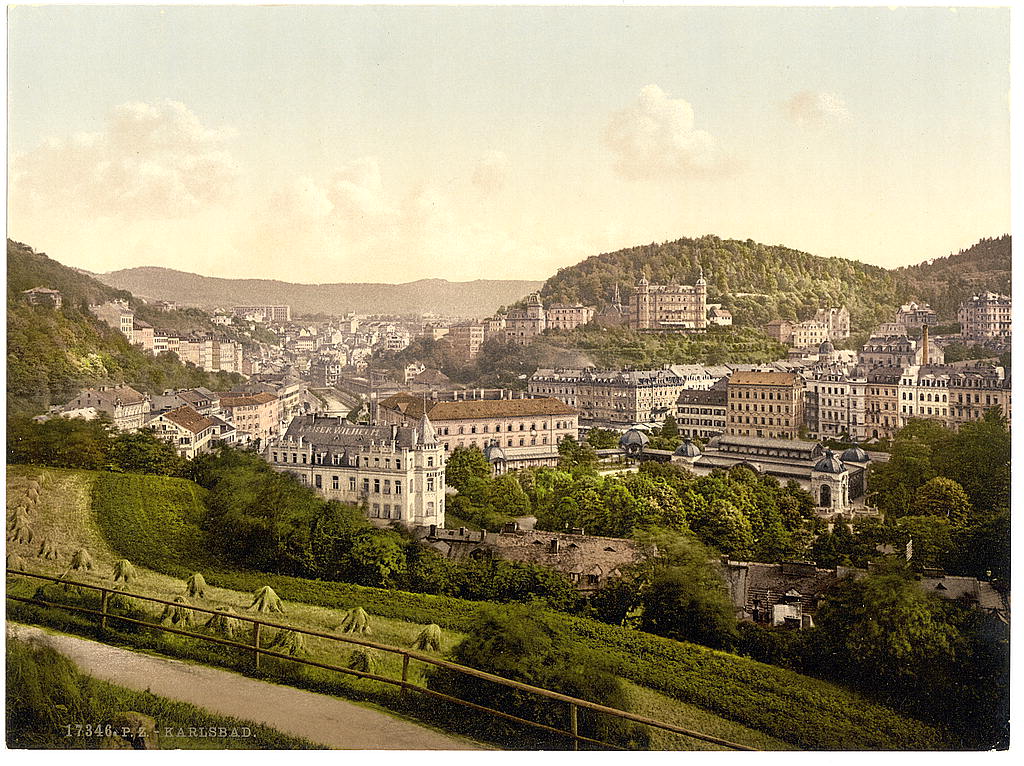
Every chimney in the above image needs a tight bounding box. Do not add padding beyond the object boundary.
[922,325,929,365]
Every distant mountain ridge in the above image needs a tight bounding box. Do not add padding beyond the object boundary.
[96,267,544,318]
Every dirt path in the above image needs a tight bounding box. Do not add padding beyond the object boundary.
[9,623,481,751]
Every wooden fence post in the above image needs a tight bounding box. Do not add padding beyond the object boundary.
[569,702,579,750]
[100,589,109,630]
[401,653,410,698]
[253,623,262,670]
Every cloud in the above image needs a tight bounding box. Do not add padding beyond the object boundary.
[241,157,580,281]
[604,84,727,179]
[10,100,239,220]
[784,90,850,128]
[471,150,510,192]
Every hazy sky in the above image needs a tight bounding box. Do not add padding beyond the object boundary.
[6,5,1011,283]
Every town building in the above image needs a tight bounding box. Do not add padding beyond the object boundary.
[21,287,63,308]
[91,300,135,339]
[545,304,596,331]
[415,523,645,594]
[859,332,942,369]
[147,405,219,459]
[707,306,733,326]
[674,377,728,441]
[724,560,1007,628]
[725,371,805,439]
[376,393,579,473]
[232,305,291,323]
[265,413,446,527]
[665,433,869,516]
[865,366,903,440]
[627,273,708,331]
[504,293,548,345]
[894,301,938,330]
[804,369,868,441]
[61,385,151,431]
[216,391,281,445]
[131,319,155,354]
[814,307,851,340]
[948,362,1011,428]
[177,336,244,374]
[529,365,729,429]
[959,292,1011,345]
[447,322,486,360]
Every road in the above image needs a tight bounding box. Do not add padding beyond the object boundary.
[8,623,480,750]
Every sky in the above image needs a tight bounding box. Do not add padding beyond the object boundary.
[5,4,1012,284]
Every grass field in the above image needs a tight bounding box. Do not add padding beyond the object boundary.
[6,465,950,750]
[7,637,322,749]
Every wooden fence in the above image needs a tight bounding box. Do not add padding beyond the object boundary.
[6,568,754,752]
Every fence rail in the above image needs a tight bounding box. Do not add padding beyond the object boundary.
[6,568,755,751]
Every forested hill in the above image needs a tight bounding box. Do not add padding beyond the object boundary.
[539,234,1011,330]
[6,241,243,416]
[540,235,904,331]
[894,235,1011,319]
[7,239,129,308]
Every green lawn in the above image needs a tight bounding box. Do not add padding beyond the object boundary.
[7,465,951,750]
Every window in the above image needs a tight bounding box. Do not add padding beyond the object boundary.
[383,504,391,518]
[395,480,402,494]
[315,474,322,489]
[362,478,370,493]
[371,503,380,518]
[331,475,339,490]
[427,456,434,467]
[383,480,391,494]
[349,476,356,491]
[374,479,380,493]
[272,451,278,462]
[427,501,435,515]
[427,477,435,492]
[395,459,401,469]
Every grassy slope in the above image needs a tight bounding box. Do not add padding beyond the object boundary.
[6,638,321,750]
[7,466,947,750]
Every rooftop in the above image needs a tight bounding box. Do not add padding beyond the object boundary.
[379,392,578,420]
[160,405,218,434]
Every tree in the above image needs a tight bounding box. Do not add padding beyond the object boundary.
[660,414,679,440]
[584,428,619,449]
[911,477,971,526]
[109,429,185,475]
[637,531,738,649]
[343,531,407,588]
[815,562,962,688]
[445,446,491,491]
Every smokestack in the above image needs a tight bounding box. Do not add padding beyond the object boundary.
[922,324,929,365]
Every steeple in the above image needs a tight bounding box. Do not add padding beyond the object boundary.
[417,410,438,446]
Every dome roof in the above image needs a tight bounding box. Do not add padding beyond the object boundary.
[619,428,650,447]
[484,441,506,463]
[841,445,869,463]
[674,438,701,458]
[819,340,835,355]
[619,428,650,456]
[813,448,845,474]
